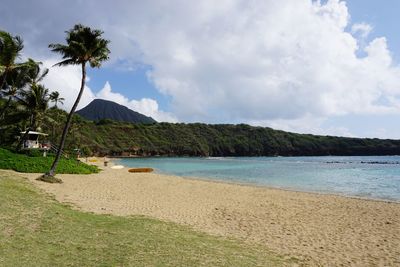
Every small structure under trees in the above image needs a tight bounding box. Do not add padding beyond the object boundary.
[20,131,50,150]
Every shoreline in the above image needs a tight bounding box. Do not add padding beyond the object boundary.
[112,157,400,204]
[170,173,400,204]
[17,166,400,266]
[108,154,400,158]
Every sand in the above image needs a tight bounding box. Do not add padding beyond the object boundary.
[13,164,400,266]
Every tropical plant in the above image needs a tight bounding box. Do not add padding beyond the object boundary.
[0,31,28,120]
[45,24,110,178]
[19,84,50,130]
[0,66,30,119]
[16,61,50,149]
[17,83,50,150]
[49,91,65,108]
[0,31,24,89]
[25,58,49,85]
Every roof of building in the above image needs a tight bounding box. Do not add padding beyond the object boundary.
[20,131,48,136]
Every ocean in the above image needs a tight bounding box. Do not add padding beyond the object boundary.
[116,156,400,201]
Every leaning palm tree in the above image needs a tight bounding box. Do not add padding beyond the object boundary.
[0,31,24,89]
[45,24,110,178]
[49,91,65,108]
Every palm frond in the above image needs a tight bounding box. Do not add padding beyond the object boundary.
[48,24,110,68]
[53,58,78,67]
[36,68,49,82]
[0,31,24,67]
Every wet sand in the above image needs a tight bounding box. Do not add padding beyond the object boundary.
[14,165,400,266]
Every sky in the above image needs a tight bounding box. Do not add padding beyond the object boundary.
[1,0,400,138]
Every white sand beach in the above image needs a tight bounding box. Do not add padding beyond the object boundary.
[17,163,400,266]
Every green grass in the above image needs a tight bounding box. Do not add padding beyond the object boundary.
[0,148,99,174]
[0,172,290,266]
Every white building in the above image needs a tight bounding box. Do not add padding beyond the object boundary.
[20,131,50,149]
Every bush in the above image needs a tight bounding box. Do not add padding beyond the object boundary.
[96,118,114,125]
[81,146,92,157]
[23,149,44,157]
[0,148,99,174]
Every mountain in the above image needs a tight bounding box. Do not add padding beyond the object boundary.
[76,99,156,124]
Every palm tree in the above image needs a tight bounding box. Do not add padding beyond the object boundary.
[19,84,50,129]
[25,58,49,85]
[0,31,25,119]
[46,24,110,178]
[49,91,65,108]
[0,31,24,89]
[17,83,50,149]
[17,61,50,149]
[49,91,64,139]
[0,65,30,119]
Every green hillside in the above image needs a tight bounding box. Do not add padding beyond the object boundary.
[2,104,400,157]
[40,112,400,157]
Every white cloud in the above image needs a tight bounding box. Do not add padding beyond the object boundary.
[351,22,373,38]
[248,116,356,137]
[42,59,95,110]
[4,0,400,137]
[96,81,177,122]
[42,60,176,122]
[104,0,400,124]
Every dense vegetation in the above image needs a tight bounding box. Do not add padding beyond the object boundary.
[31,112,400,157]
[3,95,400,157]
[0,173,287,266]
[0,148,98,174]
[0,26,110,178]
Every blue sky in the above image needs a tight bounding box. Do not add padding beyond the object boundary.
[2,0,400,138]
[323,0,400,138]
[346,1,400,62]
[88,65,169,109]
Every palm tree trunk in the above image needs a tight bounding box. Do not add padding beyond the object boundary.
[47,63,86,177]
[0,71,7,89]
[17,126,31,151]
[17,113,36,151]
[0,96,13,120]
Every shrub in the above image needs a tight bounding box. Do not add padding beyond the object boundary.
[81,146,92,157]
[23,149,44,157]
[0,148,99,174]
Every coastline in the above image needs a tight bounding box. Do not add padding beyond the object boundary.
[172,174,400,204]
[112,157,400,203]
[15,164,400,266]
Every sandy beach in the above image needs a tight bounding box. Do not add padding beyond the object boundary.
[16,162,400,266]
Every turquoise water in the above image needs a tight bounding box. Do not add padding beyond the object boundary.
[116,156,400,201]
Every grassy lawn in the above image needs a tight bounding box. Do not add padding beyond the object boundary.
[0,172,290,266]
[0,148,98,174]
